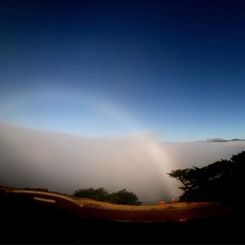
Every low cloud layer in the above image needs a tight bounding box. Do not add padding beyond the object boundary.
[0,123,245,203]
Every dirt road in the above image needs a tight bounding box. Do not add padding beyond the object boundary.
[0,186,233,223]
[0,186,242,243]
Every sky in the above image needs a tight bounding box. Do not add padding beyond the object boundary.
[1,0,245,141]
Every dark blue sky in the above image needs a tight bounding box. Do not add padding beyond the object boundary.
[1,0,245,141]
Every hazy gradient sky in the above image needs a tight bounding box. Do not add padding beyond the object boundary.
[1,0,245,141]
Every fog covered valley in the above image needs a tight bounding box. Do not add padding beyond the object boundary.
[1,123,245,204]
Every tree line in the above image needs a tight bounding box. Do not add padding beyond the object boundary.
[73,187,141,205]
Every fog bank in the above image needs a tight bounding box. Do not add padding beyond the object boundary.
[0,123,245,203]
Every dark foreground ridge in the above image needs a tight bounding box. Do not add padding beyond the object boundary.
[0,186,244,244]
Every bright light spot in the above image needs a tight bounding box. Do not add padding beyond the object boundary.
[33,196,56,203]
[178,218,187,223]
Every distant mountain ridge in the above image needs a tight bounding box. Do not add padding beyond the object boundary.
[206,138,245,142]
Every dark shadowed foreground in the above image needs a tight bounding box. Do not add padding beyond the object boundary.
[0,186,244,244]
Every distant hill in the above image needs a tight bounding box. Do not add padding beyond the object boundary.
[206,138,245,142]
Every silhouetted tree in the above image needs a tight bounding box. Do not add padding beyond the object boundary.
[109,189,141,205]
[73,188,109,201]
[168,151,245,205]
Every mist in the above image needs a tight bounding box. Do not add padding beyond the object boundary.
[0,123,245,203]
